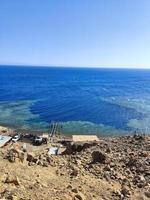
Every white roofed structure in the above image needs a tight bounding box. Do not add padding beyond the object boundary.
[72,135,99,142]
[0,135,12,147]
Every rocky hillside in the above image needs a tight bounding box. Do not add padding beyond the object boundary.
[0,134,150,200]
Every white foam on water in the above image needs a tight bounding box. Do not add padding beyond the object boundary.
[100,96,150,134]
[127,118,150,134]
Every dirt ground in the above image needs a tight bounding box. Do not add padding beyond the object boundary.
[0,134,150,200]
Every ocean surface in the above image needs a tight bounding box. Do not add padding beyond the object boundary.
[0,65,150,136]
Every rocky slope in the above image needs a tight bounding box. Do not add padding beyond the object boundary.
[0,134,150,200]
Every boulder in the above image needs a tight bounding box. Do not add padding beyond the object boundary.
[91,151,106,164]
[63,142,97,155]
[27,153,37,163]
[6,148,25,163]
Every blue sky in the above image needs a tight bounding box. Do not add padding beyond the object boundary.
[0,0,150,68]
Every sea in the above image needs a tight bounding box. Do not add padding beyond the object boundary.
[0,65,150,136]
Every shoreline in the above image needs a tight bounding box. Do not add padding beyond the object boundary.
[0,124,148,138]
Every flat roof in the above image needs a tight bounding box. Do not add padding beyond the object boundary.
[0,135,12,147]
[72,135,99,142]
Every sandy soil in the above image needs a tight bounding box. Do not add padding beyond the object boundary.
[0,134,149,200]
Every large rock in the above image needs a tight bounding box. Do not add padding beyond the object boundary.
[6,148,25,163]
[63,142,97,155]
[91,151,106,164]
[27,153,37,163]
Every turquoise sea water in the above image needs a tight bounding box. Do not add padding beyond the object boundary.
[0,66,150,136]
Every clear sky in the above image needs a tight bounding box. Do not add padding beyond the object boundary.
[0,0,150,68]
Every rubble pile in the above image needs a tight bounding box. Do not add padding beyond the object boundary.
[4,148,52,167]
[0,134,149,200]
[54,135,150,199]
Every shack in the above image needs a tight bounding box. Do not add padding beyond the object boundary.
[72,135,99,142]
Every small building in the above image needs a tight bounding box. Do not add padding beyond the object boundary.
[0,135,12,147]
[72,135,99,142]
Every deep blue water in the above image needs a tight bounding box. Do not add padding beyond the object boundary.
[0,65,150,135]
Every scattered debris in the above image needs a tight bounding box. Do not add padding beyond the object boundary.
[0,134,149,200]
[48,147,59,155]
[5,148,25,163]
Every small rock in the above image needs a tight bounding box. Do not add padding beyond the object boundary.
[37,160,43,166]
[139,151,148,157]
[42,161,48,167]
[121,186,131,197]
[74,192,86,200]
[145,190,150,198]
[10,195,19,200]
[106,147,111,153]
[72,188,78,193]
[71,167,78,176]
[67,184,73,189]
[5,175,20,186]
[103,165,111,171]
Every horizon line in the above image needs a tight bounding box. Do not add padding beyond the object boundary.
[0,64,150,70]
